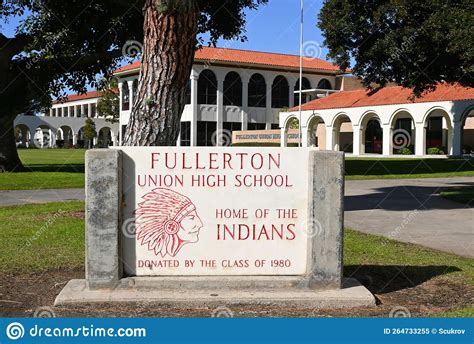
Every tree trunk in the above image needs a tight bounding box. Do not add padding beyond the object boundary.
[0,114,23,172]
[124,0,198,146]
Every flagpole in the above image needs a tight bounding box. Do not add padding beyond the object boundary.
[298,0,303,147]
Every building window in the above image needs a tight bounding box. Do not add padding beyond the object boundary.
[223,72,242,106]
[248,73,266,108]
[185,80,191,105]
[271,75,289,108]
[247,123,266,130]
[271,123,280,130]
[91,104,97,118]
[294,77,312,105]
[122,82,130,111]
[197,121,217,146]
[198,70,217,105]
[317,78,332,90]
[180,122,191,146]
[84,105,89,117]
[223,122,242,133]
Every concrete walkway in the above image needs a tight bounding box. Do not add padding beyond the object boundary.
[345,177,473,258]
[0,188,84,206]
[0,177,472,257]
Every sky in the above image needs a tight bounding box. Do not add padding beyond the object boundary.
[206,0,329,59]
[2,0,329,59]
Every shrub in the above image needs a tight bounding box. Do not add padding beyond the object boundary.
[462,145,472,154]
[398,147,413,155]
[427,147,441,155]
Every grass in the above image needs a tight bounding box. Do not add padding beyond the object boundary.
[440,186,474,206]
[344,229,473,287]
[0,203,471,316]
[0,201,85,273]
[345,157,474,180]
[0,149,85,190]
[0,149,473,190]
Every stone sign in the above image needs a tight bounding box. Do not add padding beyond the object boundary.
[120,148,309,276]
[55,148,375,308]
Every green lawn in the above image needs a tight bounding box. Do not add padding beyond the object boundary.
[0,202,472,317]
[0,149,85,190]
[0,149,473,190]
[440,186,474,206]
[0,201,85,273]
[345,157,474,180]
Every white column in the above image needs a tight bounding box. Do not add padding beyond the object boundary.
[326,126,335,151]
[128,80,134,111]
[60,107,64,117]
[49,108,53,117]
[118,82,123,113]
[280,127,288,147]
[241,77,249,131]
[382,124,392,156]
[452,121,463,156]
[414,122,425,156]
[289,83,295,108]
[48,129,53,147]
[352,125,361,155]
[88,103,92,118]
[216,78,224,146]
[301,127,308,147]
[190,73,198,146]
[265,80,272,129]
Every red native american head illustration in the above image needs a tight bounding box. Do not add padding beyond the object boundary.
[134,188,203,257]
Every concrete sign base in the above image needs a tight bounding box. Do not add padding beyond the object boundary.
[55,277,375,308]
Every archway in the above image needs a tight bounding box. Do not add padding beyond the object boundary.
[462,108,474,154]
[14,124,31,148]
[271,75,289,109]
[223,72,242,106]
[360,113,382,154]
[390,110,415,155]
[294,77,312,105]
[281,116,300,147]
[424,108,452,155]
[197,69,217,105]
[57,125,74,148]
[333,114,353,153]
[248,73,266,108]
[98,127,113,148]
[33,125,55,148]
[307,115,326,149]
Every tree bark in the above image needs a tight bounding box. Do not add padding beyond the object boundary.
[0,114,23,172]
[124,0,199,146]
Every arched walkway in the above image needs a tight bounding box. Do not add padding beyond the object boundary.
[390,110,415,155]
[57,125,75,148]
[14,124,31,148]
[332,114,353,153]
[360,113,382,154]
[461,108,474,154]
[97,127,113,148]
[424,109,453,155]
[307,115,326,149]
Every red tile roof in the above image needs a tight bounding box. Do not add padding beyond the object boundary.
[114,46,342,74]
[289,83,474,112]
[53,90,103,104]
